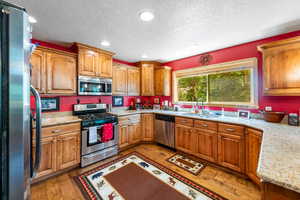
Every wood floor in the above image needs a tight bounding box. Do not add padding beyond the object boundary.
[31,144,261,200]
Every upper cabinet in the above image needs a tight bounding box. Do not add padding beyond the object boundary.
[76,43,114,78]
[258,36,300,96]
[127,67,140,96]
[154,66,171,96]
[137,61,158,96]
[112,62,140,96]
[30,46,77,95]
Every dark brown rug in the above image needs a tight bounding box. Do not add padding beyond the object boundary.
[167,154,206,175]
[74,152,226,200]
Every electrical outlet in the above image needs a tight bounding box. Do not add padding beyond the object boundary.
[265,106,272,111]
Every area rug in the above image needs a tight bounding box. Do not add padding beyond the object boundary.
[74,152,226,200]
[167,154,206,175]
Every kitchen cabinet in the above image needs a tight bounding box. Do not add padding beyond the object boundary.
[46,52,77,94]
[99,53,113,78]
[112,64,128,95]
[128,122,141,144]
[175,124,195,154]
[194,128,218,163]
[262,182,300,200]
[137,61,158,96]
[32,122,81,181]
[118,125,130,149]
[246,128,262,186]
[258,36,300,96]
[57,132,80,170]
[118,114,141,149]
[76,43,114,78]
[142,114,154,141]
[32,136,57,178]
[217,132,245,173]
[112,63,140,96]
[155,66,171,96]
[30,46,77,95]
[127,67,140,96]
[30,49,46,93]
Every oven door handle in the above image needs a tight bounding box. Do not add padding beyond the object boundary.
[83,122,118,130]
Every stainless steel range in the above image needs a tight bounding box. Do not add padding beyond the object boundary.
[73,103,118,167]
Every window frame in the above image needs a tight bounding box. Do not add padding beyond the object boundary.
[172,58,258,108]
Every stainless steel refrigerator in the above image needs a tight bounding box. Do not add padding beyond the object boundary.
[0,1,42,199]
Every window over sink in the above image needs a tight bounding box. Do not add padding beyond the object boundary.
[173,58,258,108]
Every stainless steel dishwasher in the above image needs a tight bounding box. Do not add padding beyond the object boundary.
[154,114,175,148]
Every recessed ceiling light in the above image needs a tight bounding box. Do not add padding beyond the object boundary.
[101,40,110,46]
[139,10,154,22]
[28,16,37,23]
[142,54,148,59]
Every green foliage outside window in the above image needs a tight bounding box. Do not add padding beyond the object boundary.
[177,69,251,103]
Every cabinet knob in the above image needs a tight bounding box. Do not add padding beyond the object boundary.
[52,129,60,133]
[225,128,235,132]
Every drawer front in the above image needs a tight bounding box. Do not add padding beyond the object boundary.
[129,114,141,123]
[118,116,130,125]
[37,123,81,138]
[194,120,217,131]
[218,123,245,136]
[175,117,193,127]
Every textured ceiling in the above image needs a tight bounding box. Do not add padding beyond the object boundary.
[7,0,300,62]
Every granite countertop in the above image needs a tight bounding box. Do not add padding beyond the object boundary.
[110,109,300,193]
[41,116,82,127]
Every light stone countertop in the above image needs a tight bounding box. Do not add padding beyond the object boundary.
[41,115,82,127]
[110,109,300,193]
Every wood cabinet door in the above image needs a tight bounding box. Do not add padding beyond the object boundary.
[118,125,130,149]
[194,128,218,163]
[127,67,140,96]
[258,37,300,96]
[30,49,46,93]
[56,132,80,170]
[246,128,262,185]
[99,53,112,78]
[218,132,245,173]
[32,136,57,178]
[141,64,154,96]
[155,68,171,96]
[112,65,127,95]
[46,52,77,94]
[142,114,154,141]
[175,124,194,154]
[129,123,141,145]
[78,48,99,76]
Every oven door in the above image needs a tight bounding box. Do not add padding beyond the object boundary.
[81,123,118,155]
[78,77,106,95]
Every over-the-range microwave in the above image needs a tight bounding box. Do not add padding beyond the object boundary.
[78,76,112,96]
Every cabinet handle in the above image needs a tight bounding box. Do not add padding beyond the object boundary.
[225,128,235,132]
[52,129,61,133]
[201,124,208,127]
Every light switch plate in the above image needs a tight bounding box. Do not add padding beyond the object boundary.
[265,106,272,111]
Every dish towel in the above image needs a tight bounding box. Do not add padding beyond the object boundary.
[102,123,113,142]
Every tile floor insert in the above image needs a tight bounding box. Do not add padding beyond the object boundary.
[167,154,206,175]
[31,144,261,200]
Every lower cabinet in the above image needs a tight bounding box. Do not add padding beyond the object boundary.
[217,132,245,173]
[118,115,141,149]
[246,128,262,185]
[32,136,57,178]
[193,128,218,163]
[175,124,195,154]
[57,132,81,170]
[32,123,81,180]
[129,123,142,144]
[142,114,154,141]
[118,125,130,149]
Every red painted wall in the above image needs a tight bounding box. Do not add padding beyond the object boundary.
[164,30,300,113]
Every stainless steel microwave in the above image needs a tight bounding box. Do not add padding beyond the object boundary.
[78,76,112,96]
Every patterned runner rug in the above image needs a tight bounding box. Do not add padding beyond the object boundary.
[167,154,206,175]
[74,152,226,200]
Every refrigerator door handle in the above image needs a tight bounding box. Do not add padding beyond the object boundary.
[30,85,42,178]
